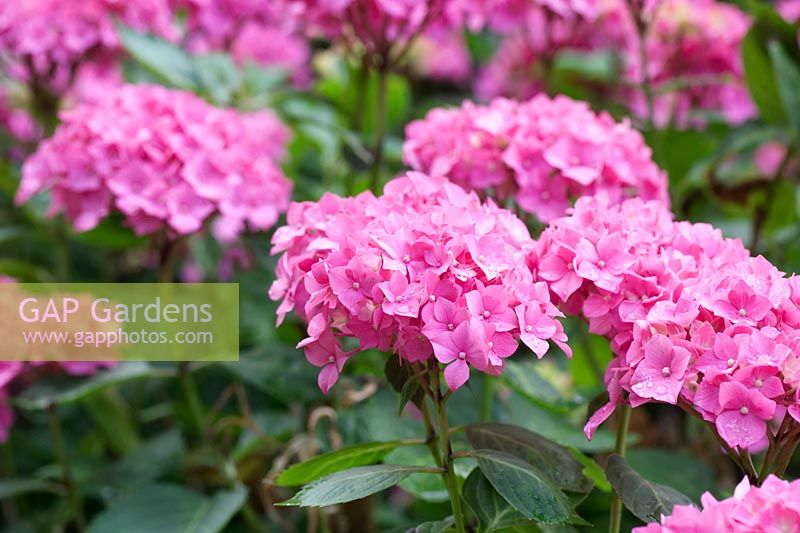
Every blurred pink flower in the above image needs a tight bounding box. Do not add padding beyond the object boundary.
[17,84,292,238]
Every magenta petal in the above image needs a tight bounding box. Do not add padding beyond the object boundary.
[443,360,470,390]
[584,400,616,440]
[716,411,766,449]
[317,364,340,394]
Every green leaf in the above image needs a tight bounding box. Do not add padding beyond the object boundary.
[466,423,592,494]
[276,441,418,486]
[87,430,184,497]
[278,464,432,507]
[764,179,798,235]
[568,449,610,493]
[76,219,147,250]
[742,29,783,123]
[552,50,620,82]
[769,41,800,132]
[193,53,242,106]
[14,363,163,410]
[742,0,800,124]
[0,479,63,499]
[626,449,714,502]
[221,346,321,404]
[88,484,246,533]
[501,359,578,413]
[404,517,455,533]
[462,469,534,532]
[472,450,579,525]
[604,454,693,523]
[384,356,424,410]
[117,26,198,90]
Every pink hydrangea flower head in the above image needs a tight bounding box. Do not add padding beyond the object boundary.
[404,94,669,223]
[475,0,631,100]
[174,0,312,86]
[409,27,472,83]
[635,475,800,532]
[270,172,569,393]
[16,84,292,238]
[0,0,177,95]
[623,0,756,127]
[535,195,800,453]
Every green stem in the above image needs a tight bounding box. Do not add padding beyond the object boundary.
[625,0,656,130]
[369,68,388,194]
[608,404,632,533]
[1,442,19,524]
[431,369,466,533]
[158,237,186,283]
[47,405,85,532]
[179,363,206,438]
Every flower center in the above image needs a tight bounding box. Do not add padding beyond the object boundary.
[487,341,494,348]
[525,325,533,332]
[754,379,763,387]
[327,356,335,364]
[482,310,491,319]
[738,308,747,317]
[661,366,671,376]
[352,282,360,289]
[727,358,736,368]
[597,259,606,268]
[428,294,436,302]
[740,406,749,415]
[447,323,454,331]
[402,254,411,263]
[458,351,466,360]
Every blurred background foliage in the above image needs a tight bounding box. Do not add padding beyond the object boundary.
[1,0,800,532]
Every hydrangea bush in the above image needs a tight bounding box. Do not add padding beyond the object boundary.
[1,0,800,532]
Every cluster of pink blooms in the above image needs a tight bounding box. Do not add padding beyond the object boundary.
[0,88,40,158]
[294,0,477,64]
[474,0,630,100]
[409,28,472,83]
[269,172,570,393]
[625,0,756,127]
[534,194,800,451]
[0,0,177,96]
[778,0,800,23]
[174,0,312,86]
[403,94,668,223]
[635,476,800,532]
[16,84,292,239]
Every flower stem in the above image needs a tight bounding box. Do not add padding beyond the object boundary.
[608,404,631,533]
[179,363,206,439]
[47,404,85,532]
[369,67,388,194]
[431,368,466,533]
